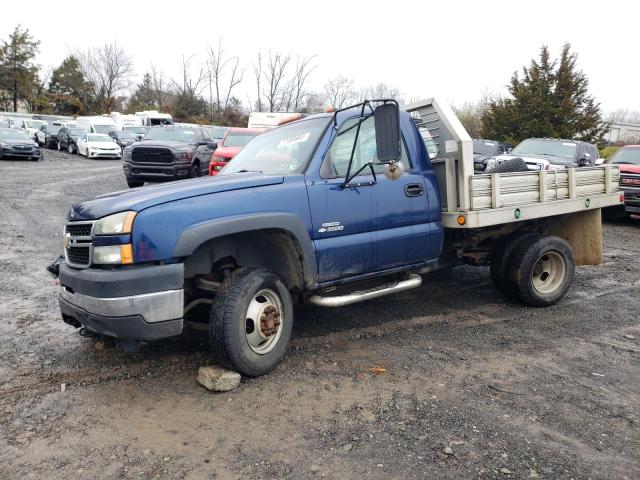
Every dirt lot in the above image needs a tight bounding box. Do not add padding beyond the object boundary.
[0,150,638,480]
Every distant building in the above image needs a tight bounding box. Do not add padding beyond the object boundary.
[605,121,640,144]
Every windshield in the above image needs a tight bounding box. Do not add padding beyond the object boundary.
[124,126,147,134]
[211,127,229,139]
[149,118,171,126]
[223,130,260,148]
[473,140,499,156]
[87,134,112,142]
[92,125,113,134]
[69,128,86,136]
[511,139,577,159]
[611,147,640,165]
[116,131,136,139]
[26,120,46,129]
[0,129,30,140]
[144,127,195,142]
[47,126,61,134]
[220,118,329,176]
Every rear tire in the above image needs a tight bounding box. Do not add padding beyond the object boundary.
[209,267,293,377]
[507,235,575,307]
[126,180,143,188]
[490,232,542,297]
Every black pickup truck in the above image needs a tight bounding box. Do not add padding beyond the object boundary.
[123,126,217,188]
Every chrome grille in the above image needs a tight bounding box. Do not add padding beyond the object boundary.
[66,246,91,265]
[64,220,95,268]
[65,223,92,237]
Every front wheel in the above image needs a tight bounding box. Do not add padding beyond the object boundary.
[190,163,201,178]
[126,180,143,188]
[68,143,75,154]
[507,235,575,307]
[57,141,62,151]
[209,267,293,376]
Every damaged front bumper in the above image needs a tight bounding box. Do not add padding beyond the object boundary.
[57,262,184,340]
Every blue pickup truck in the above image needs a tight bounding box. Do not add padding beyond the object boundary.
[54,98,623,376]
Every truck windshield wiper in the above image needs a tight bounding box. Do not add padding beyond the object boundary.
[235,169,264,174]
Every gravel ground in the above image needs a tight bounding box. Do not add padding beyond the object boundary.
[0,150,638,480]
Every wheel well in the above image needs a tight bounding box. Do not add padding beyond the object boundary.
[183,229,306,297]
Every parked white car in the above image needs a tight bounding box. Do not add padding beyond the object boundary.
[77,134,122,159]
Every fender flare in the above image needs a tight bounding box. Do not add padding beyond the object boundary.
[172,212,318,287]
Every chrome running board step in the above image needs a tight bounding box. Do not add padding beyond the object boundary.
[309,274,422,308]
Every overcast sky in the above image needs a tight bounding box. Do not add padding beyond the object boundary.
[1,0,638,115]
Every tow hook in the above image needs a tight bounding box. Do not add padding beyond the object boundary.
[47,255,64,278]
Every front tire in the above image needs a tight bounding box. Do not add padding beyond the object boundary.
[126,180,143,188]
[190,162,201,178]
[57,141,62,151]
[209,267,293,377]
[507,235,575,307]
[68,143,75,154]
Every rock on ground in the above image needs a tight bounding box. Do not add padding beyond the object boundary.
[197,366,241,392]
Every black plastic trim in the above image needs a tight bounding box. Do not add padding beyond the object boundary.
[59,262,184,298]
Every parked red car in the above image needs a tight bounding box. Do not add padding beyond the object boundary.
[208,128,265,175]
[611,145,640,216]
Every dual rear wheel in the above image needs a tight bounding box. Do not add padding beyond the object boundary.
[490,233,575,306]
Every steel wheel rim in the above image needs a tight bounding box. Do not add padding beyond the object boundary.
[531,251,566,295]
[244,288,283,355]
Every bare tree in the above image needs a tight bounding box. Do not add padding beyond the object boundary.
[324,75,355,109]
[171,55,207,119]
[150,64,169,111]
[253,52,263,112]
[357,83,402,103]
[206,39,245,122]
[77,42,133,112]
[223,57,243,112]
[285,55,316,111]
[262,51,290,112]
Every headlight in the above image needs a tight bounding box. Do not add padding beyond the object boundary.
[94,211,136,235]
[175,151,192,162]
[93,245,133,265]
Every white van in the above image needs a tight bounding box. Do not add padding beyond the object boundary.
[17,118,47,138]
[247,112,301,130]
[75,116,117,134]
[135,110,173,127]
[110,112,143,130]
[52,120,77,128]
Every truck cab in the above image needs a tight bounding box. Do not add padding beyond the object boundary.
[54,99,623,377]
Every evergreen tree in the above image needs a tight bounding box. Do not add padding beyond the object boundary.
[0,25,40,112]
[126,73,157,112]
[49,55,94,114]
[481,44,607,145]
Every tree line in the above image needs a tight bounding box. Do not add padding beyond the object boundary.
[0,25,611,144]
[0,26,402,127]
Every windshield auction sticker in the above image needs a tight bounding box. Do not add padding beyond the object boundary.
[277,132,310,148]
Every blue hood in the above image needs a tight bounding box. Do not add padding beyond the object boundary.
[69,173,285,220]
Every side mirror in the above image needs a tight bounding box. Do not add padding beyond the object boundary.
[207,142,218,150]
[135,135,142,141]
[373,102,401,163]
[595,158,605,166]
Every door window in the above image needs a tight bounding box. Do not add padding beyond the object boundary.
[321,116,410,179]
